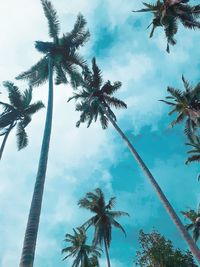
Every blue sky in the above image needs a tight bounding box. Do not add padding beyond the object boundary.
[0,0,200,266]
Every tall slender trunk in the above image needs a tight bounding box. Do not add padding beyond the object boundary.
[100,104,200,264]
[19,57,54,267]
[0,122,14,160]
[104,233,111,267]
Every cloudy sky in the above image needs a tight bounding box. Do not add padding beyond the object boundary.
[0,0,200,266]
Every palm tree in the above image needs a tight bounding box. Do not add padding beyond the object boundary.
[16,1,89,266]
[133,1,200,52]
[185,134,200,164]
[160,76,200,137]
[181,205,200,242]
[78,188,129,267]
[0,81,44,160]
[62,227,101,267]
[68,58,200,264]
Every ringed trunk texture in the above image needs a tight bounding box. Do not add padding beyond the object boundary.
[0,122,14,160]
[100,104,200,264]
[104,232,111,267]
[19,57,54,267]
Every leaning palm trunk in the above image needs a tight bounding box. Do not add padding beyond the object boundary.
[100,104,200,264]
[19,57,54,267]
[103,232,111,267]
[0,122,14,160]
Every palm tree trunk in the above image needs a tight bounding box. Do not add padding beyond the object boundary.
[100,104,200,264]
[19,57,54,267]
[104,232,111,267]
[0,122,14,160]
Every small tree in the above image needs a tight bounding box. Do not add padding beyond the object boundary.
[136,230,198,267]
[78,188,129,267]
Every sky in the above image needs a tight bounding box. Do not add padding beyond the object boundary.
[0,0,200,266]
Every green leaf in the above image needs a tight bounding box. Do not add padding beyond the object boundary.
[16,122,28,150]
[41,0,60,40]
[3,81,23,108]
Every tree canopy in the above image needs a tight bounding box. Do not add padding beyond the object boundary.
[135,230,198,267]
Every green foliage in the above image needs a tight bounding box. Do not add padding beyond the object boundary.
[0,82,44,150]
[78,188,129,248]
[62,227,101,267]
[160,76,200,138]
[186,134,200,164]
[134,1,200,52]
[181,205,200,242]
[136,230,198,266]
[68,58,127,129]
[161,76,200,164]
[41,0,60,41]
[16,1,90,89]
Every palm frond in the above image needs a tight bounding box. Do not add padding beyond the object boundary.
[159,99,176,106]
[171,112,185,127]
[0,101,15,112]
[182,75,192,92]
[99,111,109,129]
[3,81,23,108]
[16,56,49,87]
[184,119,196,140]
[22,86,33,108]
[0,111,17,129]
[21,115,32,128]
[68,52,86,68]
[106,197,116,210]
[164,16,178,53]
[25,101,45,115]
[41,0,60,40]
[16,122,28,150]
[101,81,122,95]
[109,211,130,218]
[35,40,56,54]
[91,58,103,89]
[55,65,68,85]
[111,219,127,236]
[104,95,127,109]
[133,2,160,13]
[186,154,200,164]
[65,13,90,49]
[167,87,184,101]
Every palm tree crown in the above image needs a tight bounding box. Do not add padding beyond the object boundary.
[186,134,200,164]
[68,57,127,129]
[134,1,200,52]
[16,0,90,87]
[181,205,200,242]
[160,76,200,136]
[0,81,44,152]
[62,227,101,267]
[78,188,129,248]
